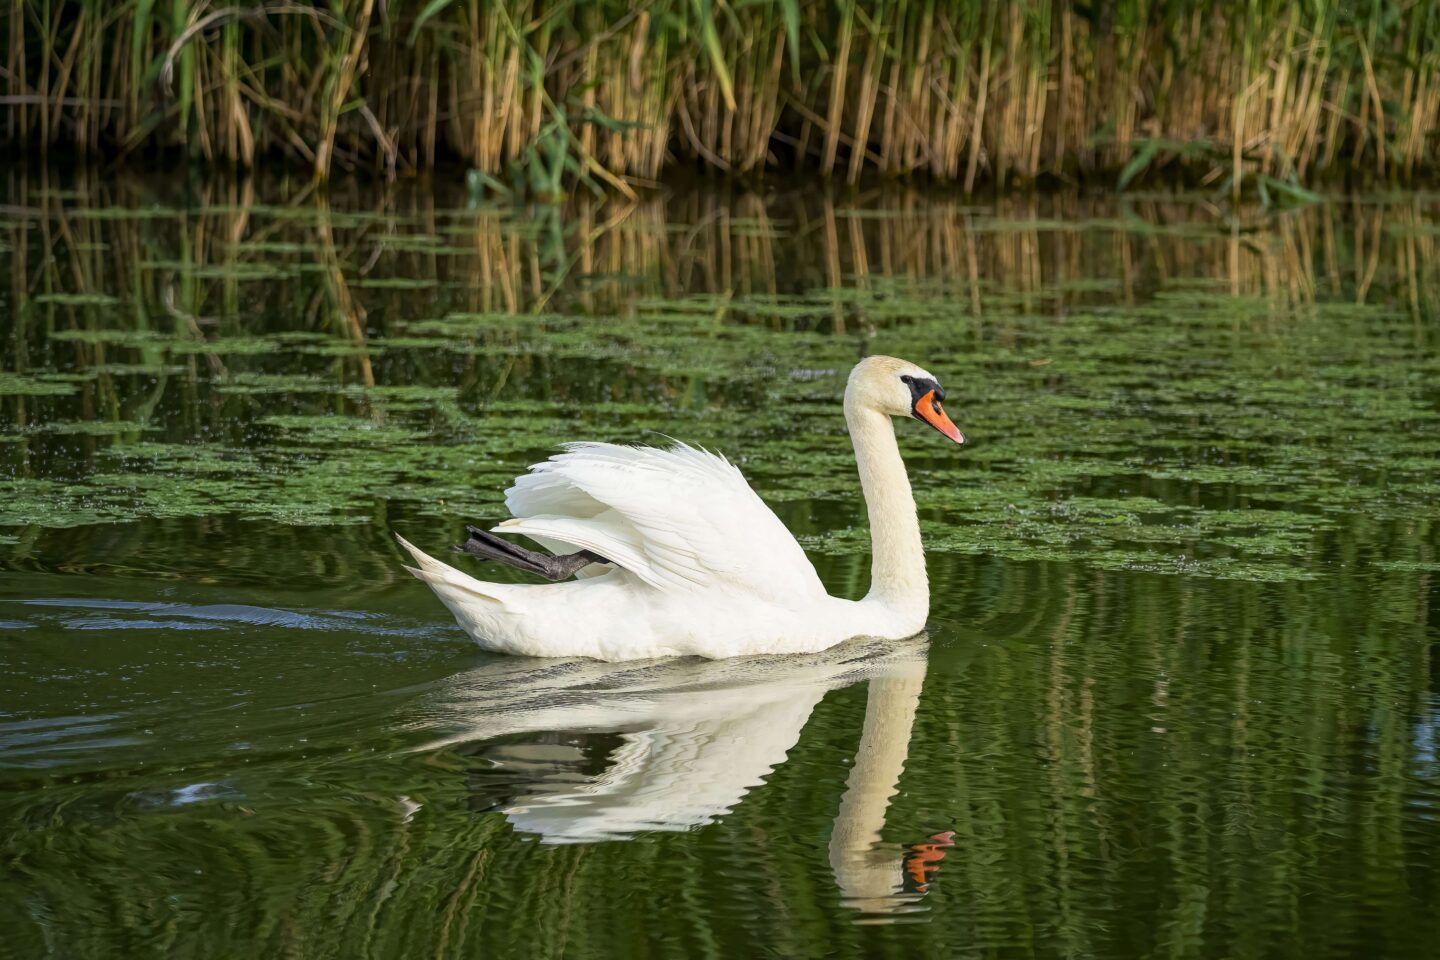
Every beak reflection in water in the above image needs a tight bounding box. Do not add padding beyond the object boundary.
[413,635,944,920]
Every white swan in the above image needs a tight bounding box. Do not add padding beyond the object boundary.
[396,355,964,660]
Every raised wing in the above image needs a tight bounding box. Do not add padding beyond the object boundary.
[497,442,827,602]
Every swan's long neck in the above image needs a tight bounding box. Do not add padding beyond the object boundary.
[845,393,928,619]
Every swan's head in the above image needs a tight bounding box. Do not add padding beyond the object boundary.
[846,356,965,444]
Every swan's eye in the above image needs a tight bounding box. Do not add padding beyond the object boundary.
[900,375,913,384]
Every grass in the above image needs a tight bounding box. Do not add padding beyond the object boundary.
[3,1,1440,191]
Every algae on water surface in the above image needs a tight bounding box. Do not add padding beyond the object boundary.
[3,174,1440,960]
[1,176,1437,587]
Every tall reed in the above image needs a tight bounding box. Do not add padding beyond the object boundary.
[3,1,1439,189]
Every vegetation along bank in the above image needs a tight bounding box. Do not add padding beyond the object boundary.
[3,1,1438,196]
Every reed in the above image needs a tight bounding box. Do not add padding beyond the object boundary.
[3,0,1440,190]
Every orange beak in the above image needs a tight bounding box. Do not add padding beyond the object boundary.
[914,390,965,444]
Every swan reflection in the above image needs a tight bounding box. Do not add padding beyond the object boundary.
[416,634,948,916]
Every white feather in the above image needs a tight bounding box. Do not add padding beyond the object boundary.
[503,441,827,600]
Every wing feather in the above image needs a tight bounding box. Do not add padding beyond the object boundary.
[502,442,826,601]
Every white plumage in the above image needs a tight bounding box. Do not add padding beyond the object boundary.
[503,440,826,600]
[397,356,964,660]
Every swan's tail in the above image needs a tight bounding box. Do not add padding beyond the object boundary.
[394,533,506,606]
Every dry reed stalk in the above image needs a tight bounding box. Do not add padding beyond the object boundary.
[962,1,995,191]
[819,1,853,177]
[5,0,1440,191]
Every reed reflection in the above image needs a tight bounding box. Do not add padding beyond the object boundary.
[6,166,1438,338]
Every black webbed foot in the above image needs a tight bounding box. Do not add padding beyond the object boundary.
[454,526,608,582]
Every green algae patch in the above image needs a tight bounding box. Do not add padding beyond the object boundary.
[48,329,174,347]
[33,293,123,306]
[169,337,283,356]
[90,363,188,376]
[350,277,443,290]
[216,373,344,395]
[184,264,298,281]
[1372,559,1440,573]
[0,374,78,396]
[261,414,424,446]
[230,240,313,254]
[40,420,155,436]
[402,313,572,337]
[2,190,1438,587]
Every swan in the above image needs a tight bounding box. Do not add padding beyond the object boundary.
[396,355,964,660]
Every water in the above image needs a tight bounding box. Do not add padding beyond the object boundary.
[2,169,1438,958]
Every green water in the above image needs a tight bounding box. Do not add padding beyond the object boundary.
[2,170,1438,958]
